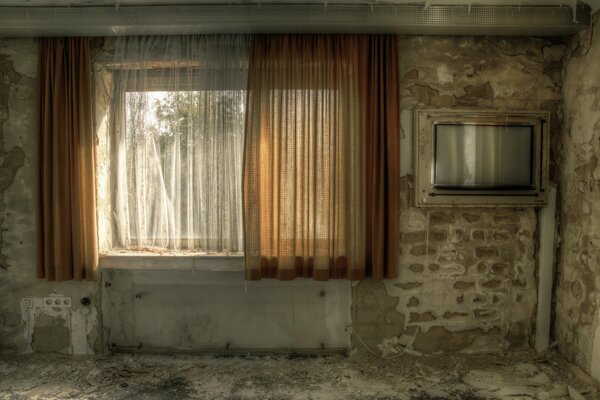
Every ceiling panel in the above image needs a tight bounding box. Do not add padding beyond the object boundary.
[0,0,586,6]
[0,1,596,14]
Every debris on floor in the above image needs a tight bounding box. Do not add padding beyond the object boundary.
[0,350,598,399]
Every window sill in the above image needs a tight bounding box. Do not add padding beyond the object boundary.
[98,254,244,272]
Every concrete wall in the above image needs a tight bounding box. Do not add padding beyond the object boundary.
[556,13,600,380]
[353,35,565,354]
[103,267,351,352]
[0,38,101,355]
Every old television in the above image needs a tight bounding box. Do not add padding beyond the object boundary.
[414,110,549,207]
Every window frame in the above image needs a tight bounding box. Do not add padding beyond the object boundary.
[98,65,247,258]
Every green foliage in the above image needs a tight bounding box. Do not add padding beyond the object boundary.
[126,90,245,147]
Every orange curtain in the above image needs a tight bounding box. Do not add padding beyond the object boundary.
[243,35,399,280]
[36,37,98,281]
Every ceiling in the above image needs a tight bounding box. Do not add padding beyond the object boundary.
[0,0,587,6]
[0,0,596,13]
[0,0,594,36]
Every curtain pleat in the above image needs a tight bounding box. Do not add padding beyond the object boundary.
[37,37,98,281]
[361,35,400,280]
[243,34,399,280]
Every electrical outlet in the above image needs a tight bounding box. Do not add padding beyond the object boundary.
[43,296,71,309]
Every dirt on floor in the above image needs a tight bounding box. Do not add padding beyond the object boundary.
[0,350,598,399]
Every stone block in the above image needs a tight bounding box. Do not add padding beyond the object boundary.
[476,246,499,259]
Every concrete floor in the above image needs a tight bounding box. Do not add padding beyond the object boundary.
[0,350,598,399]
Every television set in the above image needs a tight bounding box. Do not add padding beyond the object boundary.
[414,110,549,207]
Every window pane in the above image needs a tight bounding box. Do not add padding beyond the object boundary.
[116,89,245,253]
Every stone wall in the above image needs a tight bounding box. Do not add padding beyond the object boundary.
[0,39,100,355]
[556,13,600,380]
[353,35,565,354]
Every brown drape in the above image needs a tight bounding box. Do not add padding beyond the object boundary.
[36,37,98,281]
[360,35,400,280]
[243,35,399,280]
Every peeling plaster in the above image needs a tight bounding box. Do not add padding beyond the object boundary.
[0,38,101,355]
[558,12,600,381]
[0,34,572,357]
[353,35,564,354]
[20,295,97,355]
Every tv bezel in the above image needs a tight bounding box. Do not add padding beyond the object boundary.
[414,109,549,207]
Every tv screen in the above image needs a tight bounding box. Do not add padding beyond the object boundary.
[433,124,534,189]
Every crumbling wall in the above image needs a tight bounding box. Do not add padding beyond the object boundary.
[0,34,568,356]
[0,38,100,355]
[556,13,600,380]
[353,35,565,354]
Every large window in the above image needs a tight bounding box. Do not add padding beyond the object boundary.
[97,34,400,281]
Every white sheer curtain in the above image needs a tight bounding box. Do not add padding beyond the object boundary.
[107,35,249,253]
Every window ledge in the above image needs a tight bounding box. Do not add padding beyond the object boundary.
[99,254,245,272]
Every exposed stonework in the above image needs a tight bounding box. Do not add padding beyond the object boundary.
[556,13,600,381]
[353,35,565,354]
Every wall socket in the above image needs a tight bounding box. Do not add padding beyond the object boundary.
[43,296,71,309]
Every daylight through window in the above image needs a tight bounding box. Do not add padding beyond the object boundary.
[111,89,245,254]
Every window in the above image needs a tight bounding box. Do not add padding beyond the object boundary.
[96,34,401,281]
[97,35,250,255]
[114,88,245,253]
